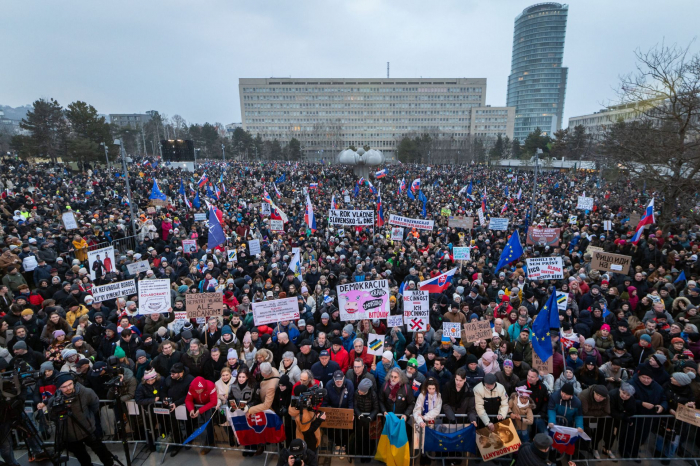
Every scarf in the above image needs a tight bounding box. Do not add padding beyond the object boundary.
[388,381,400,402]
[517,397,530,409]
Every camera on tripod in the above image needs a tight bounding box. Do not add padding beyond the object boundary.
[50,393,76,418]
[290,385,326,410]
[1,361,40,399]
[104,357,124,388]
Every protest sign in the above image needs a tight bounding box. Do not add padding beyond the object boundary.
[391,227,404,241]
[603,220,612,231]
[476,419,521,461]
[343,195,351,203]
[526,227,561,247]
[443,322,461,339]
[185,293,224,320]
[676,404,700,428]
[137,279,171,314]
[319,408,354,429]
[448,216,474,229]
[248,239,261,256]
[488,218,509,231]
[388,214,434,231]
[337,229,345,238]
[62,211,79,230]
[260,203,271,216]
[92,280,137,303]
[367,334,385,356]
[453,247,471,261]
[463,320,492,342]
[328,209,375,226]
[568,215,578,225]
[182,239,197,254]
[227,249,237,262]
[556,291,568,311]
[525,257,564,280]
[403,290,429,332]
[22,256,37,272]
[576,196,594,210]
[337,280,391,320]
[252,297,299,326]
[126,260,150,275]
[87,246,116,280]
[590,251,632,275]
[628,212,641,228]
[270,219,284,232]
[478,209,486,226]
[586,245,604,255]
[387,315,403,328]
[147,206,156,214]
[440,208,451,217]
[532,352,553,375]
[194,213,207,221]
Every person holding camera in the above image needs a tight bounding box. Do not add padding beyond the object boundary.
[277,438,318,466]
[47,373,115,466]
[288,384,327,453]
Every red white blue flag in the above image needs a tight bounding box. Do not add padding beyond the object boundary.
[549,425,589,455]
[631,198,655,244]
[229,409,285,446]
[418,267,457,293]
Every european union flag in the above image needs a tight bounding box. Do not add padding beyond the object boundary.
[178,179,185,196]
[495,230,524,271]
[207,206,226,250]
[531,290,560,363]
[466,181,472,195]
[424,425,477,454]
[275,173,286,184]
[149,179,166,201]
[418,190,428,218]
[192,191,201,209]
[675,270,687,284]
[407,189,415,201]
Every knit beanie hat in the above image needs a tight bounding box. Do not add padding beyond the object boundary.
[672,372,696,386]
[114,346,126,359]
[358,378,373,393]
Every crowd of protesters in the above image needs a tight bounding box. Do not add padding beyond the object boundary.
[0,154,699,466]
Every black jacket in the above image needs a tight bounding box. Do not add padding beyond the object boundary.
[378,381,415,417]
[151,350,183,377]
[163,369,195,407]
[354,389,379,424]
[296,349,319,371]
[515,443,549,466]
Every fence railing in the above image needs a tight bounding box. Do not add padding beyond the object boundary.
[18,400,700,465]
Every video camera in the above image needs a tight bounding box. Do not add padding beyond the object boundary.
[50,392,76,419]
[290,385,326,411]
[1,361,40,400]
[104,357,124,388]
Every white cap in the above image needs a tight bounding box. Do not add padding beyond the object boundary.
[382,351,393,361]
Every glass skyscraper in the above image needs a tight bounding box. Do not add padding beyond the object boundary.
[507,2,568,142]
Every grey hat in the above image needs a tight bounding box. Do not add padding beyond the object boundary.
[321,312,330,319]
[672,371,696,386]
[483,373,497,385]
[358,378,373,393]
[454,346,467,357]
[533,433,553,450]
[13,341,27,351]
[40,361,55,372]
[620,382,636,396]
[136,349,147,360]
[343,324,354,335]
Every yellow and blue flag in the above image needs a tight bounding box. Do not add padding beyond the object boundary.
[375,413,410,466]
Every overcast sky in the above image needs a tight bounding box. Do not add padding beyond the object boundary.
[3,0,699,128]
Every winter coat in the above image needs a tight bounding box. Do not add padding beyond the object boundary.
[579,386,611,418]
[279,357,302,385]
[473,381,509,425]
[325,378,354,409]
[413,392,442,425]
[547,390,583,429]
[553,373,583,395]
[630,375,668,415]
[248,369,280,416]
[508,392,534,431]
[371,359,397,386]
[185,376,218,413]
[151,350,183,377]
[515,443,550,466]
[378,381,415,417]
[495,370,520,395]
[354,388,379,422]
[47,383,100,442]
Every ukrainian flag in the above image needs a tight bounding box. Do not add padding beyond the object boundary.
[375,413,410,466]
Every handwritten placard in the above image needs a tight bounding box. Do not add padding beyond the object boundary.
[185,293,223,320]
[463,320,492,343]
[443,322,461,338]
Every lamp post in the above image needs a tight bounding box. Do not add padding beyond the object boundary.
[100,142,109,169]
[115,139,138,237]
[527,148,543,230]
[222,143,225,163]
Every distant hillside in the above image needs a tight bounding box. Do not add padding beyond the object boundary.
[0,105,31,120]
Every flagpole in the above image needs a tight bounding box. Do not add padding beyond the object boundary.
[117,138,138,237]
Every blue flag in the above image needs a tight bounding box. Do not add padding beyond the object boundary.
[149,179,166,201]
[675,270,687,284]
[182,416,213,445]
[531,290,560,363]
[178,179,185,196]
[424,424,477,454]
[206,184,214,199]
[407,189,415,201]
[467,181,472,195]
[495,230,524,271]
[353,184,359,198]
[504,186,509,197]
[275,173,286,184]
[192,191,201,209]
[207,207,226,250]
[418,190,427,218]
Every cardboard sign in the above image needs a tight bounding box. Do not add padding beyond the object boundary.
[182,239,197,254]
[149,199,168,207]
[126,260,150,275]
[526,227,561,247]
[585,245,604,255]
[525,257,564,280]
[453,247,471,261]
[387,315,403,328]
[280,197,293,205]
[403,290,429,332]
[676,404,700,427]
[194,213,207,221]
[252,297,299,326]
[488,218,509,231]
[476,419,521,461]
[185,293,223,320]
[443,322,461,339]
[337,280,391,321]
[576,196,594,210]
[87,246,116,280]
[448,216,474,229]
[343,195,351,203]
[92,279,137,303]
[137,279,172,314]
[463,320,492,342]
[628,212,641,228]
[319,408,354,430]
[391,227,404,241]
[532,351,554,375]
[270,219,284,232]
[367,333,385,356]
[590,251,631,275]
[248,239,261,256]
[328,209,375,226]
[62,211,79,230]
[388,214,434,231]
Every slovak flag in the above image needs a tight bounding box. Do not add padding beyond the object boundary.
[229,409,285,446]
[366,180,377,195]
[549,425,588,455]
[331,194,339,210]
[309,183,318,190]
[219,174,226,193]
[631,199,655,244]
[263,190,272,204]
[273,182,282,199]
[501,201,508,214]
[375,169,387,179]
[481,193,487,213]
[517,188,522,200]
[418,267,457,293]
[358,177,365,186]
[398,178,406,196]
[411,178,421,194]
[183,195,192,209]
[377,188,385,227]
[215,184,221,200]
[197,173,208,188]
[305,193,316,232]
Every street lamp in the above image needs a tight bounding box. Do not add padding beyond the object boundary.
[527,148,543,230]
[115,138,138,237]
[100,142,109,168]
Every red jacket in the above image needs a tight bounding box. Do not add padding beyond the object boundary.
[349,347,374,370]
[185,376,218,413]
[330,346,349,373]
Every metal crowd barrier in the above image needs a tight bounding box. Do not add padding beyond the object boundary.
[111,235,139,255]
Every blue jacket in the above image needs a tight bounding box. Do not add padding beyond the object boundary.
[311,360,341,388]
[428,367,453,391]
[341,332,356,353]
[324,379,354,409]
[630,375,668,415]
[273,323,300,345]
[547,390,584,429]
[372,360,398,386]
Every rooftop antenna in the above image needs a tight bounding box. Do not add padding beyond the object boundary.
[387,62,389,79]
